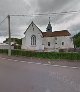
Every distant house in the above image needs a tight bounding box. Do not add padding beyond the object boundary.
[3,38,22,49]
[22,21,74,52]
[0,43,14,50]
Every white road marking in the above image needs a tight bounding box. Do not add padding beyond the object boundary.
[13,60,18,62]
[0,57,79,69]
[60,66,68,68]
[52,64,79,69]
[52,65,60,67]
[35,63,42,65]
[8,59,12,61]
[71,67,79,69]
[43,64,50,66]
[20,61,26,63]
[27,62,34,64]
[2,58,6,60]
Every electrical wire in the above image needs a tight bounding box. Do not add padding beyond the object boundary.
[0,10,80,25]
[10,10,80,17]
[0,16,8,26]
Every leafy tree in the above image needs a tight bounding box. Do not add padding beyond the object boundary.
[3,38,22,45]
[73,32,80,48]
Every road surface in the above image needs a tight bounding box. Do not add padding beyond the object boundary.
[0,55,80,92]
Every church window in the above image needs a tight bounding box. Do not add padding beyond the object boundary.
[31,35,36,46]
[48,42,50,46]
[62,42,64,45]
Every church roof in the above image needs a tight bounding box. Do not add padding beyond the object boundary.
[42,30,71,37]
[24,22,71,37]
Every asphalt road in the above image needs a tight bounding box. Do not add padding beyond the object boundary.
[0,56,80,92]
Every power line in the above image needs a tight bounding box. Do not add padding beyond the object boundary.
[0,10,80,29]
[10,10,80,17]
[0,16,8,26]
[0,10,80,25]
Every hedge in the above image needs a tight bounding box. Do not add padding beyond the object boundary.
[0,49,80,60]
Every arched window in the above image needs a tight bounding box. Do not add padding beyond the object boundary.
[31,35,36,46]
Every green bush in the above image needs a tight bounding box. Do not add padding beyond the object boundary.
[0,49,80,60]
[0,49,8,54]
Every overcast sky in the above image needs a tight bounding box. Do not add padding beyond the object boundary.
[0,0,80,42]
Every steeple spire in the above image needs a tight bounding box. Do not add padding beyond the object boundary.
[46,17,52,32]
[49,17,50,24]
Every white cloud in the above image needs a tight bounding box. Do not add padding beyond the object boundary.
[0,0,80,42]
[54,14,80,34]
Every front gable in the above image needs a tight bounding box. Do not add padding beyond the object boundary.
[24,21,43,36]
[23,21,43,49]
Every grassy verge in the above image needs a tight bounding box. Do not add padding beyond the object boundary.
[0,49,80,60]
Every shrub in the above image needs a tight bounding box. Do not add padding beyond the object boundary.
[0,49,80,60]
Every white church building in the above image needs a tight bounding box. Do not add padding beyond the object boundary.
[21,20,74,52]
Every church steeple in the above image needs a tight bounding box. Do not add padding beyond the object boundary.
[49,17,50,24]
[46,17,52,32]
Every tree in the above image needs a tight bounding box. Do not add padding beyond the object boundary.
[3,38,22,49]
[3,38,22,45]
[73,32,80,48]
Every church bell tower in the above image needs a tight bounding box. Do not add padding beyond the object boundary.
[46,17,52,32]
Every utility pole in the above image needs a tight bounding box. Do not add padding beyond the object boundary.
[8,15,11,56]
